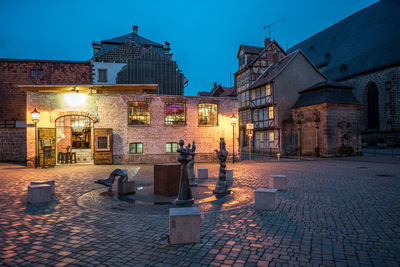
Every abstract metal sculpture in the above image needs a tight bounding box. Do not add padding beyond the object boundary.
[95,169,128,195]
[188,141,197,187]
[213,138,230,195]
[175,140,194,205]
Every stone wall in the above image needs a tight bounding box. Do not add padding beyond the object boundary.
[0,59,91,121]
[0,128,26,162]
[342,65,400,145]
[26,92,238,167]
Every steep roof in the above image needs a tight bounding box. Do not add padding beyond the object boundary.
[247,50,299,90]
[292,80,360,109]
[288,0,400,80]
[237,45,264,58]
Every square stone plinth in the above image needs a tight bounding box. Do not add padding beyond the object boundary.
[119,180,136,195]
[197,168,208,179]
[169,207,201,245]
[226,169,233,180]
[154,163,181,196]
[28,184,52,204]
[255,188,277,210]
[30,180,55,194]
[269,174,288,190]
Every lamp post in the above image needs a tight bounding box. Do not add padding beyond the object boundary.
[230,114,237,163]
[31,108,40,169]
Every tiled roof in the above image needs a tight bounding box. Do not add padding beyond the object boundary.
[288,0,400,80]
[247,50,299,90]
[102,32,163,47]
[292,80,361,109]
[237,45,264,58]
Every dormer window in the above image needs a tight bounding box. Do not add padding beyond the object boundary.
[239,55,248,68]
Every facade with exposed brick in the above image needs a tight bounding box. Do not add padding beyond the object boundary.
[24,85,238,167]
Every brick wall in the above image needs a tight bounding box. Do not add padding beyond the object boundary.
[342,65,400,145]
[0,128,26,161]
[26,91,239,167]
[0,60,91,121]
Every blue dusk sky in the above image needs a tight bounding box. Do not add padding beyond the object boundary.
[0,0,377,96]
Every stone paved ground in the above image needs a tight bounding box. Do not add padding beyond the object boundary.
[0,158,399,267]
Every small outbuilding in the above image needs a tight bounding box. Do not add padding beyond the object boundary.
[291,81,361,157]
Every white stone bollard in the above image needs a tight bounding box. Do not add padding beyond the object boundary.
[30,180,55,195]
[197,168,208,179]
[255,188,277,210]
[28,184,52,204]
[169,207,201,245]
[269,174,288,190]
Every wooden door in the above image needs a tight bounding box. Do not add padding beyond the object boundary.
[94,128,113,164]
[38,128,56,168]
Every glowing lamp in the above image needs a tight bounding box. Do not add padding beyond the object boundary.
[31,108,40,122]
[230,114,237,126]
[64,92,88,107]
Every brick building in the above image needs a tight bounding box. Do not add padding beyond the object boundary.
[198,82,236,97]
[292,81,361,157]
[289,0,400,146]
[21,84,238,167]
[91,26,186,95]
[0,59,91,161]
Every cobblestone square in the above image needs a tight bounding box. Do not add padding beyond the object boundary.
[0,157,399,266]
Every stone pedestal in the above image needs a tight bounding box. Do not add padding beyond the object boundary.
[269,174,288,190]
[28,184,52,204]
[154,163,181,196]
[169,207,201,244]
[197,168,208,179]
[255,188,277,210]
[30,180,55,194]
[119,181,136,195]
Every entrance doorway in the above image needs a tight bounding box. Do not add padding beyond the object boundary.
[55,115,94,164]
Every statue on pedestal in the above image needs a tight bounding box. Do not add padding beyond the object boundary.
[175,140,194,205]
[95,169,128,196]
[213,138,230,196]
[188,141,197,187]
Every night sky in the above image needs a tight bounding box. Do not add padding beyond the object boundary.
[0,0,377,96]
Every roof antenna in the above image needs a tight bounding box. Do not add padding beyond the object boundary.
[263,18,285,39]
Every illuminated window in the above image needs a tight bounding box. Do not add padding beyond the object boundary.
[266,84,271,96]
[269,131,274,141]
[268,106,274,119]
[198,103,218,126]
[129,143,143,154]
[98,69,108,82]
[166,142,179,153]
[165,103,185,125]
[71,116,93,149]
[128,102,150,125]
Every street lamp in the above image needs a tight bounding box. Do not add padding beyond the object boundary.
[31,108,40,168]
[230,114,237,163]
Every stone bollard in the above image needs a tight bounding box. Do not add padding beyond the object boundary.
[169,207,201,244]
[269,174,288,190]
[255,188,277,210]
[28,184,52,204]
[30,180,55,195]
[226,169,233,186]
[197,168,208,179]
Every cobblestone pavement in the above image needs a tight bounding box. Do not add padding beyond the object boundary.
[0,159,399,266]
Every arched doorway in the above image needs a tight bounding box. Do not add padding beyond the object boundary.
[367,82,379,129]
[55,115,94,164]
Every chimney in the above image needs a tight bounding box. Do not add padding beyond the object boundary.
[91,41,101,56]
[132,25,138,34]
[264,38,270,47]
[168,53,173,60]
[214,82,217,89]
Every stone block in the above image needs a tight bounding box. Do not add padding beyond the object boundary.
[255,188,277,210]
[30,180,55,194]
[169,207,201,244]
[28,184,52,204]
[269,174,288,190]
[226,169,233,181]
[197,168,208,179]
[119,180,136,195]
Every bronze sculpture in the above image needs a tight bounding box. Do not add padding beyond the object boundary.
[95,169,128,195]
[213,138,230,195]
[175,139,194,205]
[188,141,197,187]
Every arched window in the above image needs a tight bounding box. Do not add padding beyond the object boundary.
[367,82,379,129]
